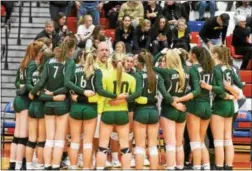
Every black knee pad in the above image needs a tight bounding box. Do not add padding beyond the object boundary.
[121,147,131,155]
[37,141,46,148]
[98,146,109,155]
[12,136,19,144]
[27,140,37,149]
[18,137,28,146]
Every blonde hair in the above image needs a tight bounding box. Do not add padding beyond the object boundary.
[58,36,76,62]
[78,14,92,25]
[83,53,96,79]
[139,19,151,29]
[115,41,126,53]
[20,41,45,71]
[165,49,186,91]
[112,53,125,88]
[211,46,230,68]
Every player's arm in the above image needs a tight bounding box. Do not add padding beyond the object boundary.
[126,72,143,101]
[30,61,49,95]
[15,69,20,89]
[158,75,174,104]
[25,62,37,92]
[94,69,117,98]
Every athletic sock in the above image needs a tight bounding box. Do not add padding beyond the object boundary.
[112,152,119,161]
[15,161,23,170]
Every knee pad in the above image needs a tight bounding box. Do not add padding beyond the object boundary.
[214,140,224,147]
[224,139,233,147]
[45,139,54,147]
[98,147,109,155]
[176,145,184,152]
[134,146,145,155]
[83,143,92,149]
[190,142,201,151]
[121,147,131,155]
[12,136,19,144]
[18,137,28,146]
[70,143,80,150]
[54,140,65,148]
[149,146,158,156]
[166,144,176,152]
[110,132,118,141]
[201,143,206,149]
[27,140,37,149]
[129,132,134,141]
[37,141,46,148]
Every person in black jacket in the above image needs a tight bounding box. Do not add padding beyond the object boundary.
[103,1,125,29]
[35,20,61,50]
[199,13,230,49]
[133,19,151,54]
[149,16,172,55]
[114,15,135,53]
[144,0,162,24]
[54,12,69,43]
[161,1,185,29]
[49,1,70,21]
[172,17,191,51]
[232,15,252,69]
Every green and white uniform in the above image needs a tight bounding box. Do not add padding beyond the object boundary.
[186,64,213,119]
[212,64,244,118]
[31,57,69,115]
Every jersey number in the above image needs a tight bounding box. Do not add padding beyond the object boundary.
[175,82,183,93]
[20,70,24,80]
[80,76,87,88]
[225,72,231,83]
[53,66,59,78]
[202,74,211,84]
[113,81,129,94]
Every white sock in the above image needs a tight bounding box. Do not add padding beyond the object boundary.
[193,165,202,170]
[69,165,77,169]
[96,167,104,169]
[202,163,210,170]
[52,164,60,168]
[44,164,51,168]
[26,162,33,170]
[112,152,119,161]
[15,161,22,170]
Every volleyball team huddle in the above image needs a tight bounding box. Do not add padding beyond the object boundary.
[9,35,244,170]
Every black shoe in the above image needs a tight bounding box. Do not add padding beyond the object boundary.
[224,165,233,170]
[21,158,26,170]
[184,162,193,170]
[8,162,15,170]
[44,166,52,170]
[214,165,224,170]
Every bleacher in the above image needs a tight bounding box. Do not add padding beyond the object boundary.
[1,1,251,170]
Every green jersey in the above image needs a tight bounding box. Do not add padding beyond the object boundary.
[31,57,68,96]
[189,64,213,102]
[212,64,244,99]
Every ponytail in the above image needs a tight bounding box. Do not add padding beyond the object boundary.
[139,50,156,93]
[211,46,230,68]
[84,53,95,79]
[58,36,76,62]
[20,41,45,71]
[112,53,125,88]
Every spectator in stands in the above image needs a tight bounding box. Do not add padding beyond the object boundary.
[49,1,71,21]
[180,1,191,22]
[35,20,61,50]
[232,15,252,69]
[199,13,230,49]
[172,17,191,51]
[1,1,14,23]
[103,1,125,29]
[76,14,95,48]
[234,1,252,23]
[194,1,216,21]
[161,1,184,29]
[86,34,106,53]
[133,19,151,54]
[115,15,135,53]
[75,1,103,25]
[226,2,234,11]
[118,1,144,27]
[144,0,162,24]
[54,12,69,43]
[86,25,113,53]
[115,41,126,54]
[149,16,172,55]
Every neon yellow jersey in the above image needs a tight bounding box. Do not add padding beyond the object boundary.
[102,69,136,112]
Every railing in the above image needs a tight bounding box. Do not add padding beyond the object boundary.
[4,19,10,69]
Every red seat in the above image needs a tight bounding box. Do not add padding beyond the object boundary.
[240,70,252,83]
[1,5,6,16]
[104,29,115,42]
[100,18,109,29]
[66,17,78,33]
[190,32,201,46]
[100,9,105,18]
[243,84,252,97]
[246,59,252,70]
[226,35,244,59]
